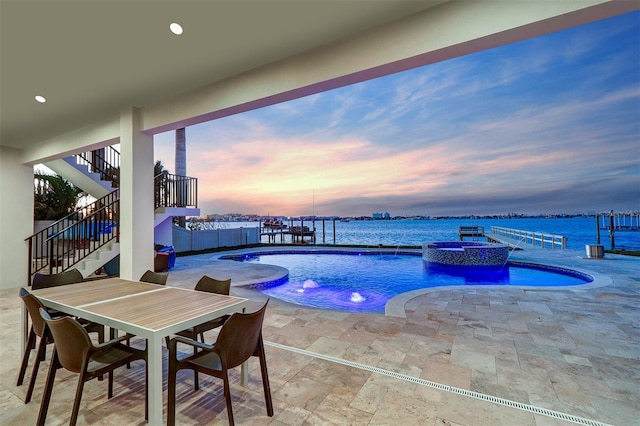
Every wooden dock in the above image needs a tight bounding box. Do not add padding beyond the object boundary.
[458,226,567,250]
[260,217,345,245]
[596,211,639,249]
[458,226,485,239]
[261,225,315,244]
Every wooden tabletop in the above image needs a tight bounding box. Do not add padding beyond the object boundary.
[81,287,247,331]
[31,278,248,333]
[31,278,162,307]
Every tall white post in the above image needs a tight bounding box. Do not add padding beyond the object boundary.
[119,107,154,280]
[0,146,34,290]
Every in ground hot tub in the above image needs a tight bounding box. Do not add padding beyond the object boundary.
[423,241,509,268]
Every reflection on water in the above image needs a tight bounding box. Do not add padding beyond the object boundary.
[350,292,366,302]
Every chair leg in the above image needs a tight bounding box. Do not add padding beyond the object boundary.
[188,330,207,391]
[126,338,131,369]
[25,333,49,403]
[222,370,235,426]
[259,351,274,417]
[108,370,114,398]
[97,327,105,381]
[16,330,36,386]
[36,349,59,426]
[193,343,199,391]
[69,377,86,426]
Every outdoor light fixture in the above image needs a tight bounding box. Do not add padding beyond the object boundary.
[170,22,183,35]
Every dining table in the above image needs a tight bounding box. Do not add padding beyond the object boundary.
[29,277,248,425]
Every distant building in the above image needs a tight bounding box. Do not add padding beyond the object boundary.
[373,212,391,220]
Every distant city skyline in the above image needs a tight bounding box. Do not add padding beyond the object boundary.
[155,11,640,218]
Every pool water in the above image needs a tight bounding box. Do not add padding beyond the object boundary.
[229,252,592,314]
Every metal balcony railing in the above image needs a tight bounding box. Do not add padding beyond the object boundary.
[154,172,198,209]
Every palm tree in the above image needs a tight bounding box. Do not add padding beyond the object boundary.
[154,161,170,208]
[154,160,169,177]
[34,172,85,220]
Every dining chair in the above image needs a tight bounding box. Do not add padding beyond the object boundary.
[31,269,105,343]
[32,268,84,289]
[17,287,106,404]
[168,300,273,426]
[171,275,231,390]
[16,288,55,403]
[36,308,148,426]
[139,269,168,285]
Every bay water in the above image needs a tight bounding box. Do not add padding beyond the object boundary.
[226,217,638,251]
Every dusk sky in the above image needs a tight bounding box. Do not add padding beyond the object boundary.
[155,11,640,218]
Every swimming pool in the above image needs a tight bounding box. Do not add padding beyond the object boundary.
[223,252,593,313]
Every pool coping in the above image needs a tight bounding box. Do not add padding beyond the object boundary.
[385,262,613,317]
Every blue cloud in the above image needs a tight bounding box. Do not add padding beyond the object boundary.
[155,11,639,216]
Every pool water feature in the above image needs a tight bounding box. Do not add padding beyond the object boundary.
[224,252,593,314]
[423,241,509,268]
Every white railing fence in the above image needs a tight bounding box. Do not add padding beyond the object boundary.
[489,226,567,249]
[173,226,260,253]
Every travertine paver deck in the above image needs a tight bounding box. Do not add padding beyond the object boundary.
[1,246,638,425]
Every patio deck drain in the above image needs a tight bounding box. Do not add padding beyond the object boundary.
[265,340,611,426]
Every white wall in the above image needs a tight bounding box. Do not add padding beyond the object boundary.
[0,146,34,289]
[154,216,174,247]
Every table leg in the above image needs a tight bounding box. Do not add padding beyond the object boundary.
[241,360,248,386]
[147,335,163,425]
[239,305,249,386]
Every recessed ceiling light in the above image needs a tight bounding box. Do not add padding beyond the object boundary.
[170,22,183,35]
[35,95,46,103]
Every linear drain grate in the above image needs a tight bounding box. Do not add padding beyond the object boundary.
[265,340,611,426]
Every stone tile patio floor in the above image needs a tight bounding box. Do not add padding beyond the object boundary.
[0,246,638,425]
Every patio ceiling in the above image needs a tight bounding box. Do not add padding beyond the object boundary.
[0,0,445,149]
[2,1,637,154]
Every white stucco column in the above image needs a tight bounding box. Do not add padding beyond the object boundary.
[119,107,154,280]
[0,146,34,289]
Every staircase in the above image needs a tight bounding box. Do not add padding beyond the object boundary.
[44,146,119,199]
[27,190,120,279]
[27,146,199,282]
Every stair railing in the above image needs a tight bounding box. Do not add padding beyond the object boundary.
[26,190,119,284]
[75,146,120,187]
[27,165,198,284]
[154,172,198,209]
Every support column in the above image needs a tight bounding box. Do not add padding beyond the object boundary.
[119,107,154,280]
[0,146,34,289]
[175,128,186,227]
